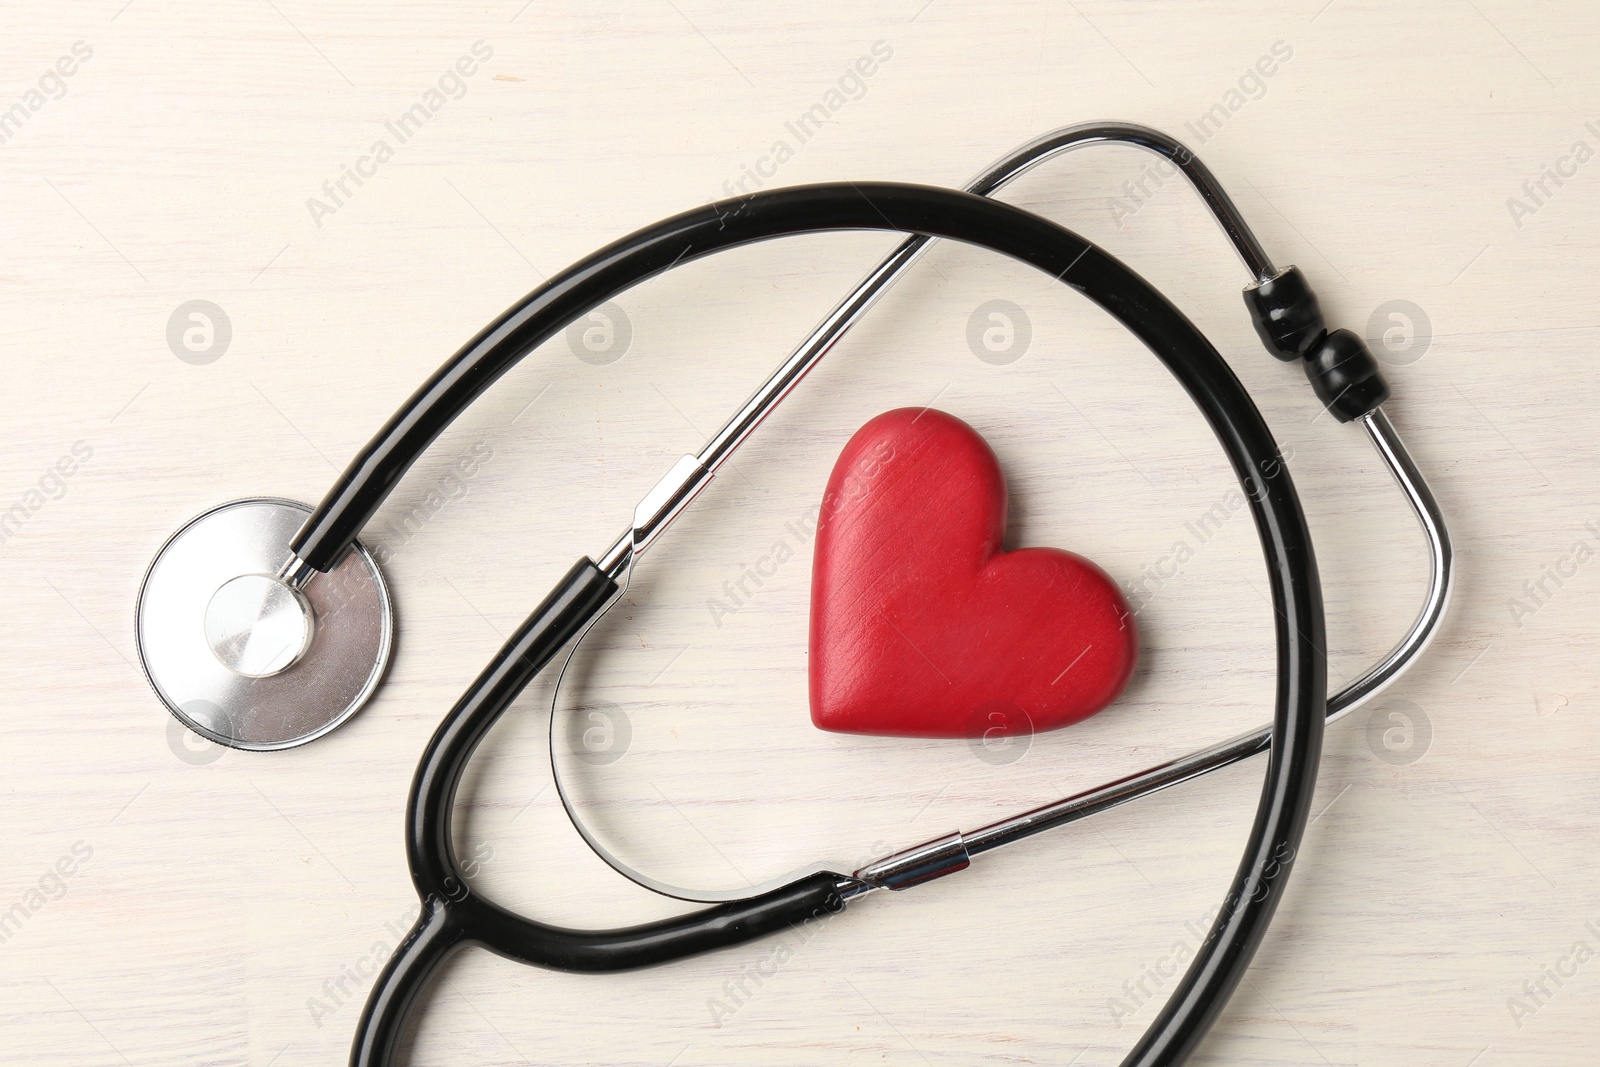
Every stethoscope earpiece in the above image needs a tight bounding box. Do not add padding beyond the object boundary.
[135,497,393,750]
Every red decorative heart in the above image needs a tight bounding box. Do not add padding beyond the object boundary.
[808,408,1138,738]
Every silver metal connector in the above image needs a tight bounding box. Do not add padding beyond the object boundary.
[275,552,316,591]
[851,832,972,893]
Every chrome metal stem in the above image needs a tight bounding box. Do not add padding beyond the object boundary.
[276,553,316,591]
[596,533,632,581]
[1342,408,1455,714]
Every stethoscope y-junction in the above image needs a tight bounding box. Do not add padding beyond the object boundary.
[136,122,1452,1067]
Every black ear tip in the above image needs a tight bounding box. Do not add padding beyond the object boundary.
[1244,268,1390,421]
[1305,329,1390,422]
[1244,266,1323,362]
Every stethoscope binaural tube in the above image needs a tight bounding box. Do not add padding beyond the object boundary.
[339,181,1329,1067]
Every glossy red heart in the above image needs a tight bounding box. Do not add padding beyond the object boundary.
[808,408,1138,738]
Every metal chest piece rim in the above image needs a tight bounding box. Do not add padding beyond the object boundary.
[135,497,394,751]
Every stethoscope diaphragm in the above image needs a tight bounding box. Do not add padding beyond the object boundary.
[135,497,393,750]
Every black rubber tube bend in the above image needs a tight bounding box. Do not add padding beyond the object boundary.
[342,183,1327,1067]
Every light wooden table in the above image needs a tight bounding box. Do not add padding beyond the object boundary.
[2,2,1596,1064]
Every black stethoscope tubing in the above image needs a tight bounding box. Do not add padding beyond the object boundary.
[329,181,1327,1067]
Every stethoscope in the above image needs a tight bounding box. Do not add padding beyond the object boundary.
[135,122,1453,1067]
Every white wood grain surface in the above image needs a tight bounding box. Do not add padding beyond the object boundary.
[2,2,1597,1065]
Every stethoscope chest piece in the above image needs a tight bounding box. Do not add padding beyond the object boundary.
[136,497,393,750]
